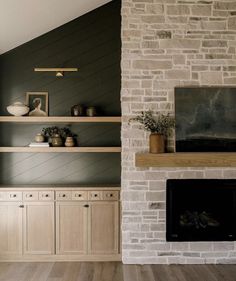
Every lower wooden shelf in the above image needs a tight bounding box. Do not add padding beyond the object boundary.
[136,152,236,167]
[0,147,121,153]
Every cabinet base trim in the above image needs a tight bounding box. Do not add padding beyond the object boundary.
[0,254,121,262]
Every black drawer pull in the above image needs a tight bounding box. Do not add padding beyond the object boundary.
[84,204,89,208]
[19,205,24,208]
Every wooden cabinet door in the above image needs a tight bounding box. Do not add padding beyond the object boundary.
[88,201,119,255]
[23,202,54,255]
[0,202,22,255]
[56,202,88,255]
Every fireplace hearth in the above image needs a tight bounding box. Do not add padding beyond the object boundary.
[166,179,236,241]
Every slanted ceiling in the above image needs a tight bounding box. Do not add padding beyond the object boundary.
[0,0,111,54]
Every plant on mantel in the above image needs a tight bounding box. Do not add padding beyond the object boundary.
[129,111,175,153]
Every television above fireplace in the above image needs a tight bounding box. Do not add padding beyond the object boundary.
[175,87,236,152]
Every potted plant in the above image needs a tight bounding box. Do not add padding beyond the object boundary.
[42,126,77,147]
[129,111,175,153]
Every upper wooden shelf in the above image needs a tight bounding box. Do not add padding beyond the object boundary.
[0,147,121,153]
[0,116,121,123]
[136,152,236,167]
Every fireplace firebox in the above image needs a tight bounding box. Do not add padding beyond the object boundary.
[166,179,236,241]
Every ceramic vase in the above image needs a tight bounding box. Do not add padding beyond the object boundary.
[35,133,45,143]
[51,134,63,147]
[65,137,75,147]
[149,133,165,153]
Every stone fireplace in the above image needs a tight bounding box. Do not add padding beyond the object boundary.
[121,0,236,264]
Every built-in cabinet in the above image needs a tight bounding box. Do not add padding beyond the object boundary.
[56,202,88,255]
[0,202,22,255]
[23,201,54,255]
[89,201,119,255]
[0,187,120,261]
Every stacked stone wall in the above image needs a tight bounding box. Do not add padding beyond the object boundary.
[121,0,236,264]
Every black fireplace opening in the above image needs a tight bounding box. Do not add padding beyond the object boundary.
[166,179,236,242]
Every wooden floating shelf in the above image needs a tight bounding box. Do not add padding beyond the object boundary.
[0,116,121,123]
[0,147,121,153]
[135,152,236,167]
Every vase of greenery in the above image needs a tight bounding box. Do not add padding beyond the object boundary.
[42,126,77,147]
[129,111,175,153]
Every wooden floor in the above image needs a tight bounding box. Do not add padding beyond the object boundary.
[0,262,235,281]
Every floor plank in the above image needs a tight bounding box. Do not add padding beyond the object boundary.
[0,262,235,281]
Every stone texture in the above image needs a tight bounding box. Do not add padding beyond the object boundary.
[191,5,212,16]
[200,72,223,84]
[159,39,201,49]
[133,60,172,70]
[214,2,236,11]
[165,69,190,79]
[167,5,190,15]
[121,0,236,265]
[228,17,236,30]
[201,21,227,30]
[202,40,228,48]
[146,191,165,201]
[141,15,165,23]
[146,4,164,14]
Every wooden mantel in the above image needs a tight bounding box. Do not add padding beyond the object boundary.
[135,152,236,167]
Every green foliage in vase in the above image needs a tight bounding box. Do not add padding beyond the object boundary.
[42,126,77,139]
[129,110,175,136]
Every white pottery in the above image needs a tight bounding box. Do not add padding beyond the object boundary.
[7,102,30,116]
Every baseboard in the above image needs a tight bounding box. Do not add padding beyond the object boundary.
[0,254,122,262]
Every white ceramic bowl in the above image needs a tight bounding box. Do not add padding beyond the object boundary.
[7,102,30,116]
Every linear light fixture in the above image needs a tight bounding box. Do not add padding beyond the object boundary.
[34,68,78,77]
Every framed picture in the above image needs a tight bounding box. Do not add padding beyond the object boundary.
[26,92,48,116]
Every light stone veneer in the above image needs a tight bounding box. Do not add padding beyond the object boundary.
[121,0,236,264]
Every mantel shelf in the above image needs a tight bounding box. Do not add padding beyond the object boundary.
[0,147,121,153]
[0,116,121,123]
[135,152,236,167]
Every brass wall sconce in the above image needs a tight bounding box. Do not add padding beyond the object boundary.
[34,68,78,77]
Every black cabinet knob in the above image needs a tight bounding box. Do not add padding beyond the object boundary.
[84,204,89,208]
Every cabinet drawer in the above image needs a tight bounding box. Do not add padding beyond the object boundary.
[39,191,54,201]
[23,192,39,201]
[72,191,88,201]
[103,191,119,201]
[7,192,22,201]
[0,192,6,201]
[56,191,71,201]
[88,191,102,201]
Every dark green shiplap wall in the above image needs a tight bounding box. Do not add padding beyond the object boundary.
[0,0,121,185]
